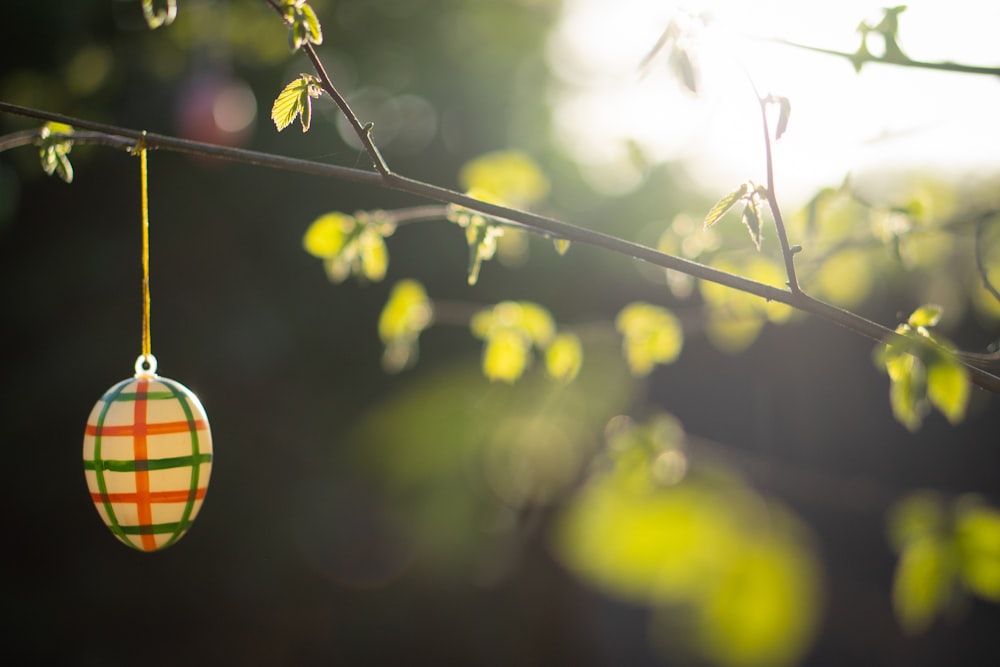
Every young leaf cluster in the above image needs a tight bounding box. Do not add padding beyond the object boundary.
[704,181,770,251]
[615,303,683,377]
[875,305,971,431]
[888,491,1000,635]
[378,280,434,373]
[278,0,323,52]
[141,0,177,30]
[38,122,74,183]
[303,211,395,283]
[470,301,581,384]
[271,74,323,132]
[447,199,505,287]
[555,414,821,667]
[448,151,553,285]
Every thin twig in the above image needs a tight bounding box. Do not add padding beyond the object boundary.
[0,128,37,152]
[2,101,999,394]
[775,39,1000,78]
[754,92,800,293]
[263,0,391,177]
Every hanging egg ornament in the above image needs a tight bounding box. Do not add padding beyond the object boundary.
[83,354,213,551]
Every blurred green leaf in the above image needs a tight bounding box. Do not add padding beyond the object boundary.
[471,301,558,383]
[876,306,969,431]
[482,328,531,383]
[556,415,820,667]
[303,212,352,258]
[458,150,550,209]
[669,45,698,94]
[956,499,1000,602]
[888,491,946,552]
[926,356,970,424]
[359,227,389,282]
[303,210,394,283]
[379,280,434,373]
[546,333,583,383]
[465,220,501,286]
[908,304,943,328]
[773,96,792,141]
[887,351,926,431]
[142,0,177,30]
[615,302,683,376]
[893,534,953,635]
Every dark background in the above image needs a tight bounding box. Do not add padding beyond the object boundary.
[2,1,999,665]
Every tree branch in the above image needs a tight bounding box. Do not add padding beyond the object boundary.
[263,0,391,177]
[757,94,800,293]
[775,38,1000,78]
[2,100,999,394]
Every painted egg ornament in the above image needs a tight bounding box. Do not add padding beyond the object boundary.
[83,355,213,552]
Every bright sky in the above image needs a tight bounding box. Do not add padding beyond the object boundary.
[547,0,1000,203]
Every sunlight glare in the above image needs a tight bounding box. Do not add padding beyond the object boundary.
[548,0,1000,203]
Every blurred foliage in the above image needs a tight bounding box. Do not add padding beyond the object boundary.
[303,210,395,282]
[555,414,822,667]
[615,302,683,376]
[378,279,433,372]
[448,150,552,285]
[875,304,971,431]
[888,491,1000,634]
[352,343,636,573]
[277,0,324,52]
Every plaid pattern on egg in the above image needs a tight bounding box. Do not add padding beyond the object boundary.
[83,375,213,552]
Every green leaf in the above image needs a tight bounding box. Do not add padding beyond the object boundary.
[38,122,75,183]
[545,333,583,383]
[956,500,1000,602]
[908,304,943,328]
[141,0,177,30]
[303,212,352,258]
[773,96,791,141]
[458,150,550,209]
[615,303,683,376]
[887,353,926,431]
[300,4,323,45]
[378,280,433,372]
[359,227,389,282]
[704,183,748,228]
[742,198,762,250]
[888,491,946,553]
[892,535,953,635]
[271,75,321,132]
[482,328,530,383]
[926,356,970,424]
[669,46,698,94]
[518,302,556,347]
[281,0,323,51]
[379,280,432,343]
[465,220,502,286]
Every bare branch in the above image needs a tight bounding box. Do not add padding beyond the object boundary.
[2,100,999,394]
[774,38,1000,78]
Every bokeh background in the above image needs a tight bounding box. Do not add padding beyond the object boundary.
[2,1,1000,665]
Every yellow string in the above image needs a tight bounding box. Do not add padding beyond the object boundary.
[138,133,152,359]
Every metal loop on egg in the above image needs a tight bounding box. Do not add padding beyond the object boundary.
[134,353,158,377]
